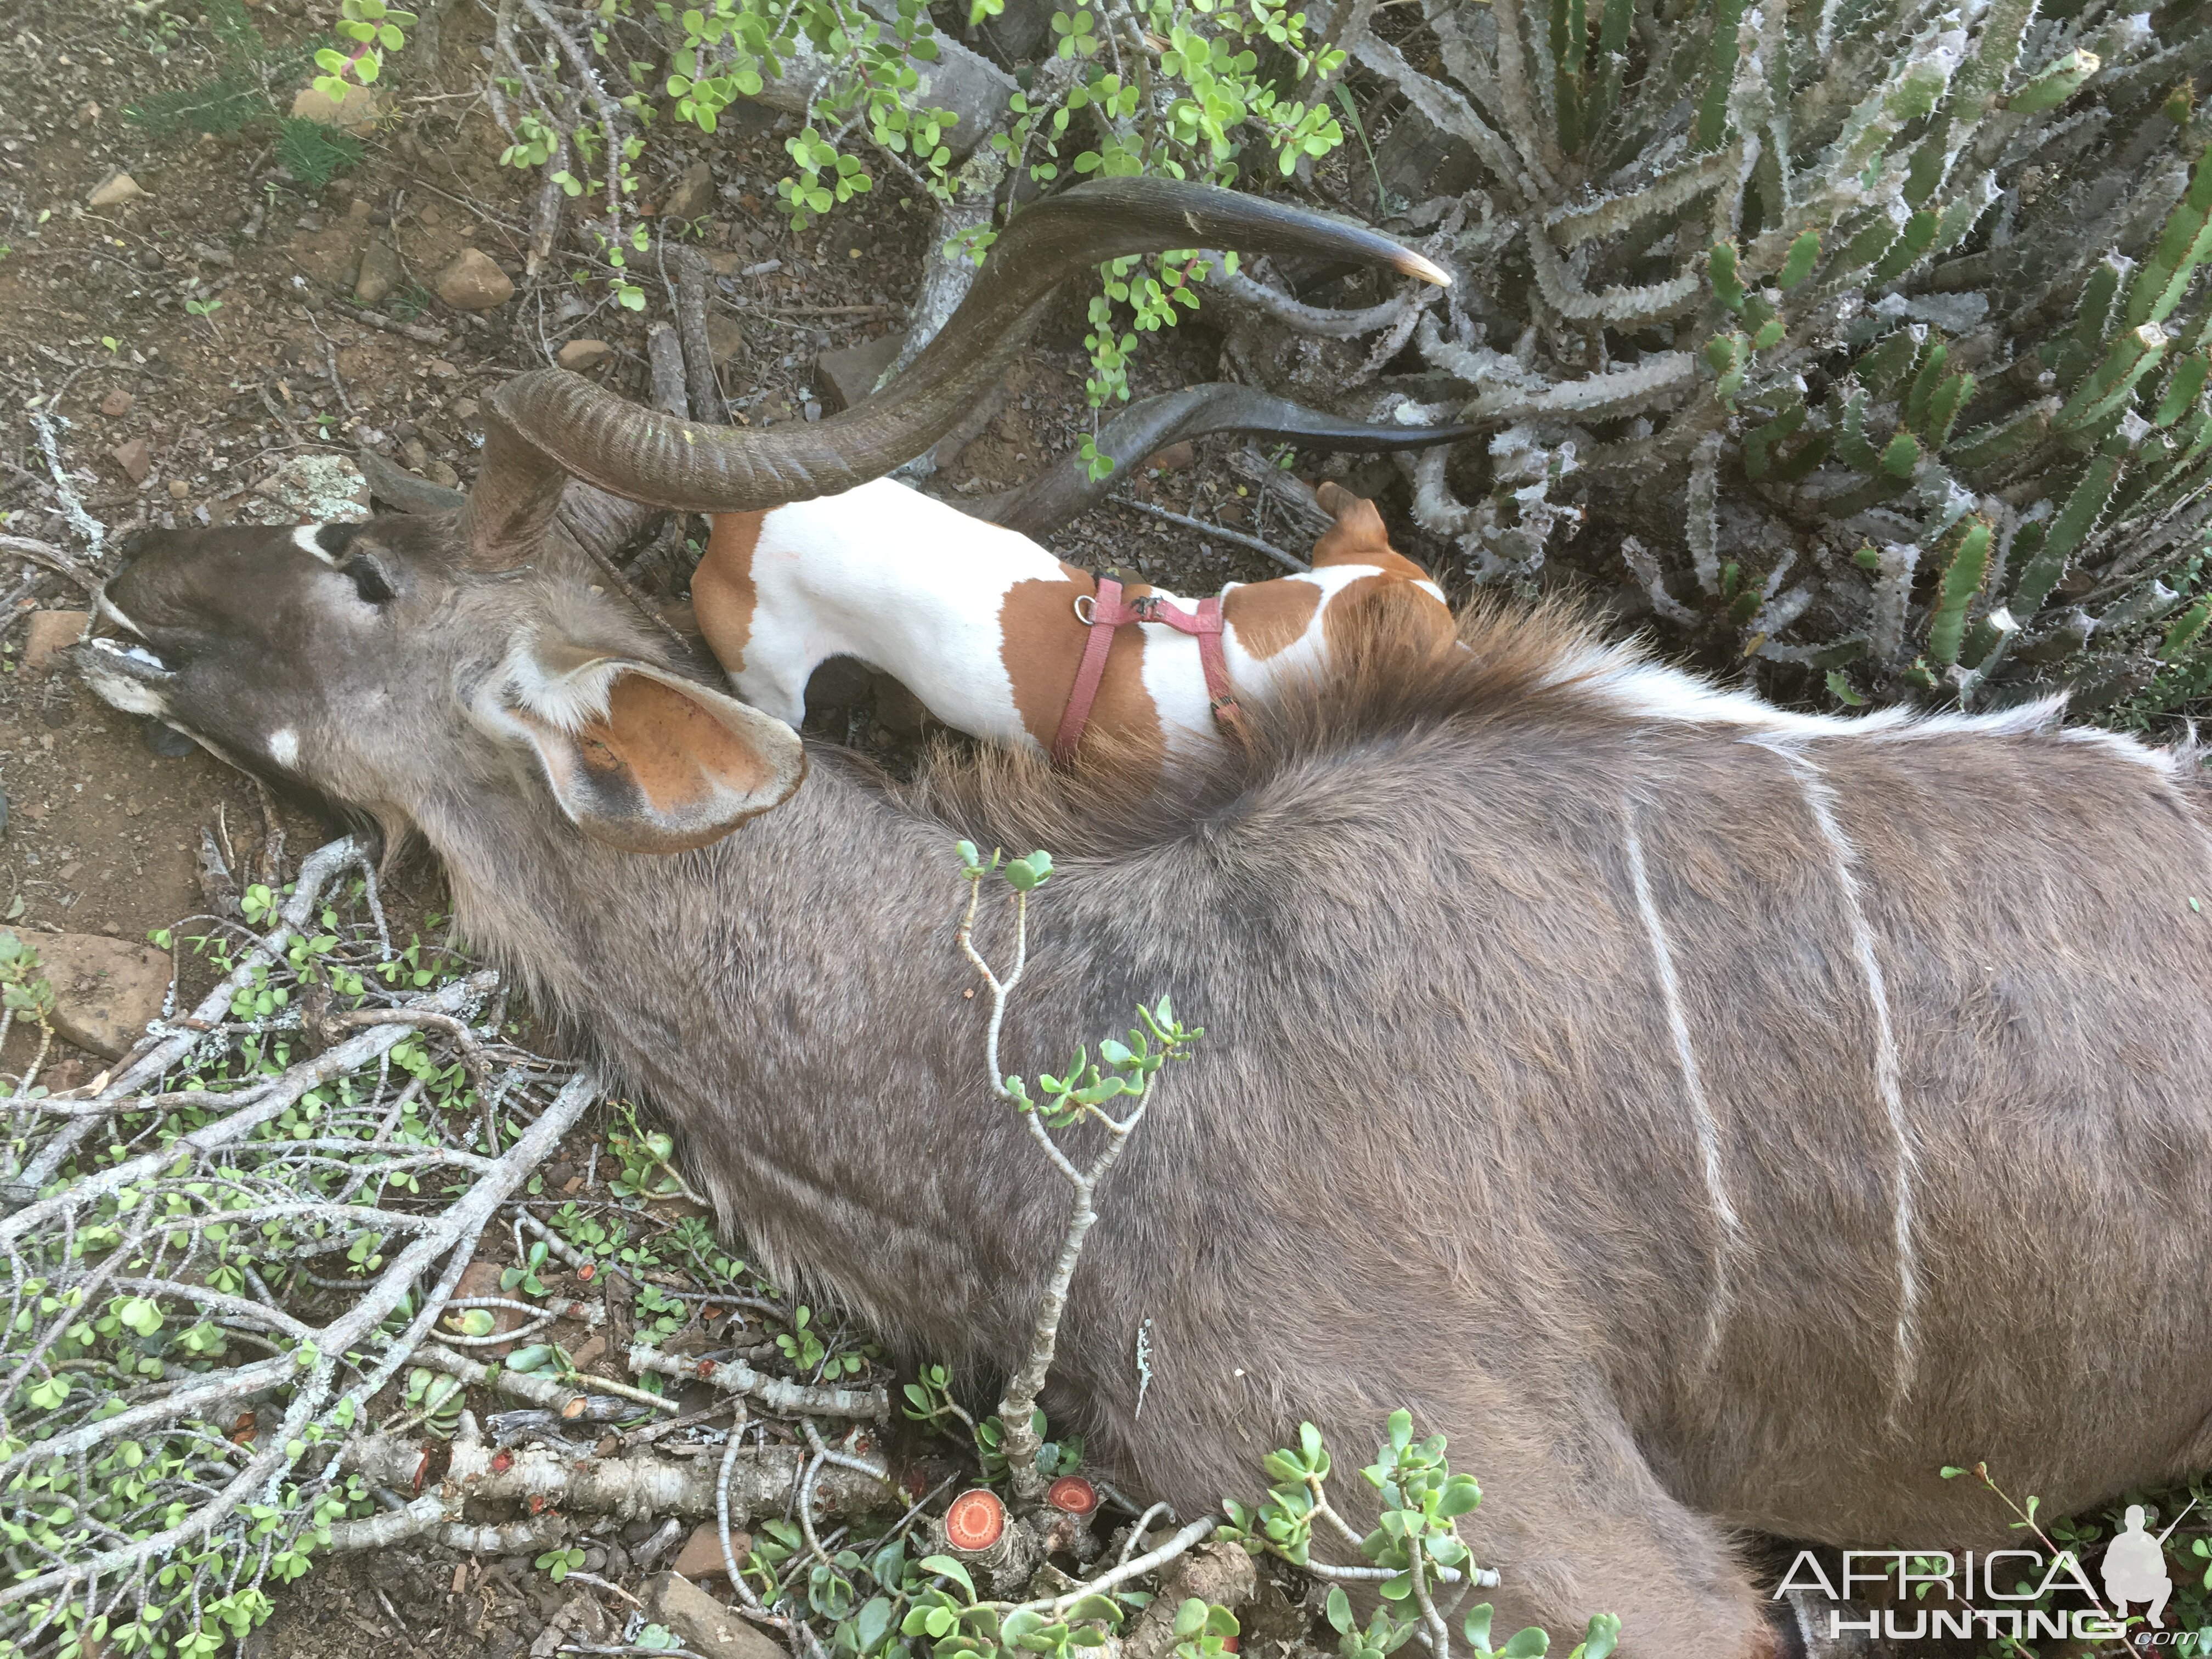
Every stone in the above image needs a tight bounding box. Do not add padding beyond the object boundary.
[22,611,87,674]
[354,240,403,306]
[436,248,515,311]
[873,673,928,736]
[663,161,718,222]
[168,479,191,500]
[706,314,746,368]
[1357,104,1480,221]
[244,453,370,524]
[111,438,153,484]
[642,1573,787,1659]
[815,332,905,413]
[671,1522,748,1582]
[452,1260,529,1355]
[35,934,172,1060]
[557,338,614,371]
[289,81,385,128]
[1144,441,1195,472]
[87,172,145,209]
[426,460,461,489]
[740,18,1012,161]
[100,390,133,418]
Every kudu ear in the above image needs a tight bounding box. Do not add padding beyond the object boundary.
[500,644,806,853]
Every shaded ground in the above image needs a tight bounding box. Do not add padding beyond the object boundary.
[0,0,1313,960]
[0,7,1363,1655]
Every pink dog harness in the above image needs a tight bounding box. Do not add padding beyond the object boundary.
[1054,577,1246,764]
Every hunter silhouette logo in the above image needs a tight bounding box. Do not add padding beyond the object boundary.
[2104,1500,2195,1627]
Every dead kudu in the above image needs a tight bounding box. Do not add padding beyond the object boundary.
[76,179,2212,1655]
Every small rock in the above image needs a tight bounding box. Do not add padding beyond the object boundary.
[289,81,384,128]
[111,438,153,484]
[672,1522,749,1582]
[816,332,904,413]
[557,338,613,371]
[35,934,173,1060]
[100,390,133,418]
[74,100,102,128]
[707,314,746,369]
[451,1260,529,1355]
[354,240,403,306]
[87,172,146,210]
[168,479,191,500]
[643,1573,787,1659]
[402,437,431,471]
[143,717,198,758]
[245,453,370,524]
[437,248,515,311]
[873,673,928,736]
[426,460,461,489]
[1146,441,1195,472]
[23,611,88,673]
[663,161,717,222]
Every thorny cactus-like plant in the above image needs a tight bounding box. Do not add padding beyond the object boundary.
[1251,0,2212,717]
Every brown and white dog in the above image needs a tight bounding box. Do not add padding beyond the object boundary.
[690,479,1456,770]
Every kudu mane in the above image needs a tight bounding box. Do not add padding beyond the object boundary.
[885,598,1618,855]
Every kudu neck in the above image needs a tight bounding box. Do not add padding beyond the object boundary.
[419,743,952,1008]
[412,746,1073,1363]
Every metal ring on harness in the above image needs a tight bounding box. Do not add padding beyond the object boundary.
[1053,576,1245,765]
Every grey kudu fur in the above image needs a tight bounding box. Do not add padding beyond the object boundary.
[77,178,2212,1656]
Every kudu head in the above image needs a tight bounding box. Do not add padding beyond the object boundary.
[77,181,1450,850]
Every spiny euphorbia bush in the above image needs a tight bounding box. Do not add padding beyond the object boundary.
[1301,0,2212,720]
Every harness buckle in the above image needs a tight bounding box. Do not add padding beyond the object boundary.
[1073,594,1097,626]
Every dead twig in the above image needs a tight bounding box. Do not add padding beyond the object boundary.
[0,534,105,597]
[1108,496,1309,573]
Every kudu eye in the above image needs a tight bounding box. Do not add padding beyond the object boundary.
[343,556,394,606]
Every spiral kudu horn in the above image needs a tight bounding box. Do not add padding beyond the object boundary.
[969,386,1479,538]
[461,178,1452,567]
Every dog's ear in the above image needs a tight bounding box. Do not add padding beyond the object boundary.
[1310,484,1397,568]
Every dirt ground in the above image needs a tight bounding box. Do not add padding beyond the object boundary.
[0,3,1400,1653]
[0,0,1336,958]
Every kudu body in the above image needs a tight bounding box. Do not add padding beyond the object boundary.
[76,179,2212,1656]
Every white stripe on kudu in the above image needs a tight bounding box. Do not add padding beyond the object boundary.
[1754,735,1921,1415]
[1622,808,1740,1375]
